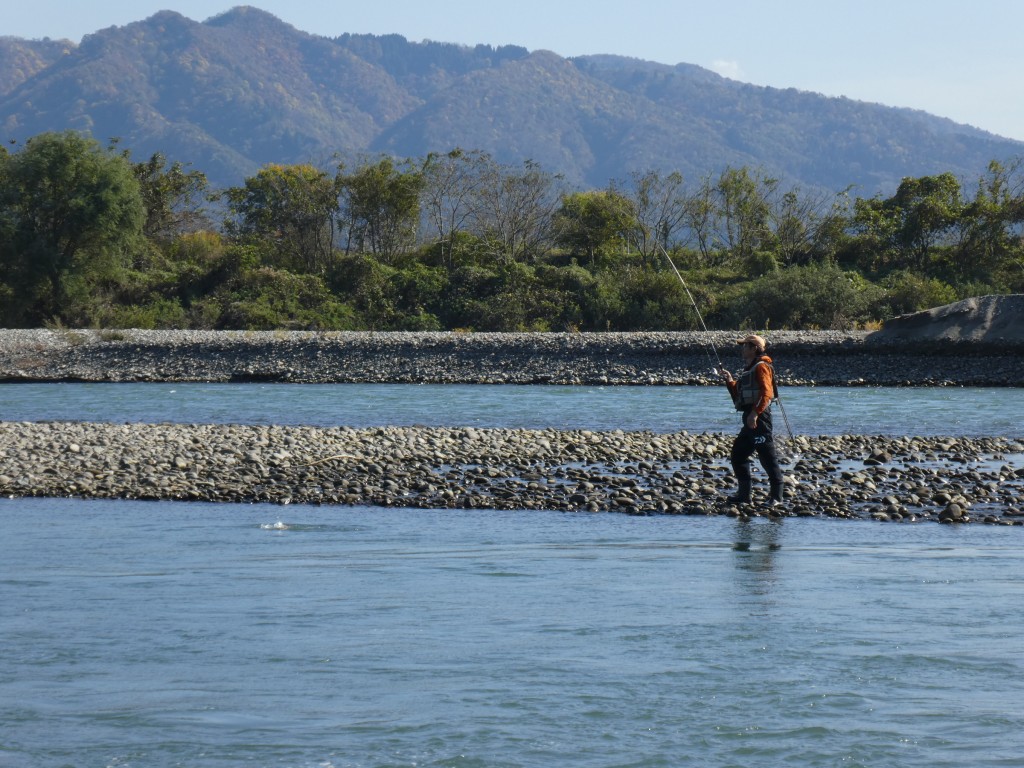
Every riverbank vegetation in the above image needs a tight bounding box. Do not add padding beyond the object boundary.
[1,131,1022,331]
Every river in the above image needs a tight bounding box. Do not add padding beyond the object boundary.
[1,383,1022,767]
[2,382,1022,435]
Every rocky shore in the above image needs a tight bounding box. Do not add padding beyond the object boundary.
[1,420,1021,524]
[0,328,1022,385]
[1,328,1020,521]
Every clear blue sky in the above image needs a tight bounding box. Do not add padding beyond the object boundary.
[6,0,1023,142]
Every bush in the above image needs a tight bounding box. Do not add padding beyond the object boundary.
[390,261,447,322]
[105,298,188,329]
[533,264,595,330]
[328,255,444,330]
[734,263,884,329]
[169,230,225,265]
[600,266,700,330]
[439,264,502,329]
[185,297,224,329]
[218,268,359,330]
[877,270,957,316]
[745,250,778,276]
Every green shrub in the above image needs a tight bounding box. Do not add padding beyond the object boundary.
[218,268,359,330]
[186,298,224,329]
[877,270,957,315]
[734,263,884,329]
[601,266,700,330]
[745,250,779,276]
[105,298,188,329]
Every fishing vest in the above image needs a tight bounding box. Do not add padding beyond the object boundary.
[733,360,775,411]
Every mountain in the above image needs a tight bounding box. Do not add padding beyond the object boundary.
[2,6,1021,193]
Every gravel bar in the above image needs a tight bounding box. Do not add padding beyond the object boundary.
[1,421,1021,523]
[0,329,1021,386]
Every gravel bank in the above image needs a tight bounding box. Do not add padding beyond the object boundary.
[2,421,1021,523]
[0,329,1021,386]
[2,330,1020,519]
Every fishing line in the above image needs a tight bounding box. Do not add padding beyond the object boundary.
[656,243,723,371]
[772,385,800,465]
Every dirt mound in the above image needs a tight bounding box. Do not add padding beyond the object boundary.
[867,294,1024,345]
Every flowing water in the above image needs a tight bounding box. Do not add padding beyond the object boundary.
[2,382,1023,435]
[3,499,1024,768]
[1,384,1023,767]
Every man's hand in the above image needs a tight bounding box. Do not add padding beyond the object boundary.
[746,411,758,429]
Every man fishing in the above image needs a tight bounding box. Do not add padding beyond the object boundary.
[716,334,785,506]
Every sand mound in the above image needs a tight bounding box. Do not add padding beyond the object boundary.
[867,294,1024,345]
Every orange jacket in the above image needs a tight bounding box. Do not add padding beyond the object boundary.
[726,354,775,415]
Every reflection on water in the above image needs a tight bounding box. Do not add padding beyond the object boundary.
[733,519,784,600]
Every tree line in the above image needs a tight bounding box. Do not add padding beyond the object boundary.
[1,130,1022,331]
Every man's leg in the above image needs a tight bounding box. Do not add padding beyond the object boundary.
[754,411,784,503]
[729,428,755,503]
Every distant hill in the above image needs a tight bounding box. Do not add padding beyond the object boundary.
[2,5,1021,193]
[0,36,73,96]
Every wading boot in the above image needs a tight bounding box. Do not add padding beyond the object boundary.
[726,477,752,505]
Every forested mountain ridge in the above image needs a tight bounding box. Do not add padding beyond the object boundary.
[2,5,1020,192]
[0,36,72,95]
